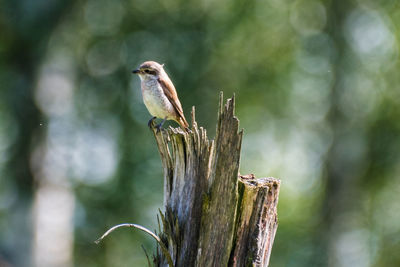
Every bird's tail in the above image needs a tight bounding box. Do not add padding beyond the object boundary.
[177,116,190,131]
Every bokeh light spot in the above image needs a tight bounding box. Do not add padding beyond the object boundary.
[344,8,398,71]
[290,0,327,36]
[84,0,124,36]
[86,39,121,76]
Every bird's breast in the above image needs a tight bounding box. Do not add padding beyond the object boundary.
[141,80,175,119]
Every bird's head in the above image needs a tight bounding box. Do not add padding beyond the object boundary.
[132,61,165,81]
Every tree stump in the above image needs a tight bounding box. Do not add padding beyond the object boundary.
[151,93,280,267]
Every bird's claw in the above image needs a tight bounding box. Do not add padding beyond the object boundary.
[155,117,167,133]
[148,117,156,128]
[155,123,163,133]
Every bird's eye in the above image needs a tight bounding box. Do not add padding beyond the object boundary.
[144,69,150,74]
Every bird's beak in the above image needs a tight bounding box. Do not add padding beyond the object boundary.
[132,69,140,74]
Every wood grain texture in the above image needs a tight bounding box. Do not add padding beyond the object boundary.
[230,175,280,267]
[151,93,280,267]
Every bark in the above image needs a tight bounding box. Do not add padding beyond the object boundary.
[152,93,280,267]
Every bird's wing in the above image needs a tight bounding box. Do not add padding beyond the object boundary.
[158,76,189,127]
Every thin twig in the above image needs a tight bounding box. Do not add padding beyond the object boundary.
[95,223,174,267]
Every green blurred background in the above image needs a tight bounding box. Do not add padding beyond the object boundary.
[1,0,400,266]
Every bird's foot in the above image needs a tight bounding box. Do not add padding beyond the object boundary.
[155,117,167,133]
[155,123,163,133]
[148,117,157,128]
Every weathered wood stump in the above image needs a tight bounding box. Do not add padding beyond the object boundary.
[151,93,280,267]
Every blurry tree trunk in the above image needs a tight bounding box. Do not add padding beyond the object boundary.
[3,0,75,195]
[151,93,280,267]
[0,1,75,266]
[317,0,356,265]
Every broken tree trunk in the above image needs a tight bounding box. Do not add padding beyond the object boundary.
[151,93,280,267]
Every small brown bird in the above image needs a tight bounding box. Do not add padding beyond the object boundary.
[132,61,189,131]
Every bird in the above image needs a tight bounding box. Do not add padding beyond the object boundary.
[132,61,189,132]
